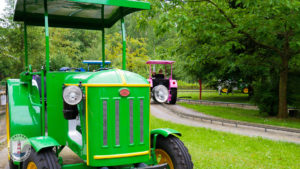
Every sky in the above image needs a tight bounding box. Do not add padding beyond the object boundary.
[0,0,8,17]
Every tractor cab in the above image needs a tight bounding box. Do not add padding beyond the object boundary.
[6,1,193,169]
[146,60,178,104]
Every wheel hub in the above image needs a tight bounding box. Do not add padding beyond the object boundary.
[155,149,174,169]
[27,162,37,169]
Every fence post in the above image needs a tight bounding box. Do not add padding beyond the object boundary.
[198,79,202,100]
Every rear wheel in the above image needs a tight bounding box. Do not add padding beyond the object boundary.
[154,135,193,169]
[169,88,177,104]
[22,148,61,169]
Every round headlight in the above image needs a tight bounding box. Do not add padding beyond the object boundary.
[63,86,83,105]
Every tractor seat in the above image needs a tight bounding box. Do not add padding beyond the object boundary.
[34,75,47,100]
[155,74,164,79]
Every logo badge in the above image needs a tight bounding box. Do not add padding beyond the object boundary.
[120,88,130,97]
[9,134,31,162]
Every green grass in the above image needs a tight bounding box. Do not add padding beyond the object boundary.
[150,115,300,169]
[178,90,251,104]
[179,102,300,129]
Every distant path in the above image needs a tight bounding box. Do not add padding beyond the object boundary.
[150,103,300,144]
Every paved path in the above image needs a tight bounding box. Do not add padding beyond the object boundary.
[150,104,300,144]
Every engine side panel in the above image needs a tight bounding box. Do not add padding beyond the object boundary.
[7,79,42,138]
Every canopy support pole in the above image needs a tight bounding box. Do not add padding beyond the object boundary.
[101,5,105,68]
[24,22,28,71]
[102,29,105,68]
[41,0,49,136]
[44,0,50,72]
[121,17,126,70]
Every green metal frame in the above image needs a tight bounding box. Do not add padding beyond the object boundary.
[24,22,28,71]
[121,17,127,70]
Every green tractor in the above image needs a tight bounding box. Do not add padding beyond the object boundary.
[6,0,193,169]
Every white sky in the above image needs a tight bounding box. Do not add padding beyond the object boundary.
[0,0,8,17]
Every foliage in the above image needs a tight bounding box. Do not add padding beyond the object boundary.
[137,0,300,117]
[177,80,199,89]
[105,33,149,77]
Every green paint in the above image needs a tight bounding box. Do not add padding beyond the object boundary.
[7,79,42,138]
[151,128,182,138]
[102,29,105,68]
[101,5,105,68]
[121,18,126,70]
[41,68,45,135]
[29,136,60,152]
[69,0,150,9]
[24,22,28,71]
[87,86,150,166]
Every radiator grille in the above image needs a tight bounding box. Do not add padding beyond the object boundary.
[103,100,108,146]
[115,100,120,146]
[140,99,144,143]
[129,100,134,144]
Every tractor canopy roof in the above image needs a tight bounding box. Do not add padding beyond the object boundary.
[146,60,175,65]
[14,0,150,30]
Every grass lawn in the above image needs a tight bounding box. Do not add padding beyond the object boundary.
[179,102,300,129]
[178,90,251,104]
[150,115,300,169]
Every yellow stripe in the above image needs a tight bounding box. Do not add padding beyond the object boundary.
[85,87,89,165]
[65,84,150,87]
[6,98,10,159]
[117,70,127,84]
[94,151,149,160]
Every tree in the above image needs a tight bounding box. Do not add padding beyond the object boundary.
[139,0,300,118]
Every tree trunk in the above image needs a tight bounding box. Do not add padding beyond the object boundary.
[278,54,289,118]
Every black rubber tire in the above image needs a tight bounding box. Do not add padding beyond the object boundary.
[154,135,193,169]
[22,148,61,169]
[9,159,19,169]
[169,88,177,104]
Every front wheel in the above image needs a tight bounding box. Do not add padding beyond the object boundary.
[153,135,193,169]
[22,148,61,169]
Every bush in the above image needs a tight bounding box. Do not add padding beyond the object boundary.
[252,77,279,116]
[252,71,300,116]
[288,71,300,109]
[177,80,199,89]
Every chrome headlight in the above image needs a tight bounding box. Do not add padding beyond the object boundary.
[63,86,83,105]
